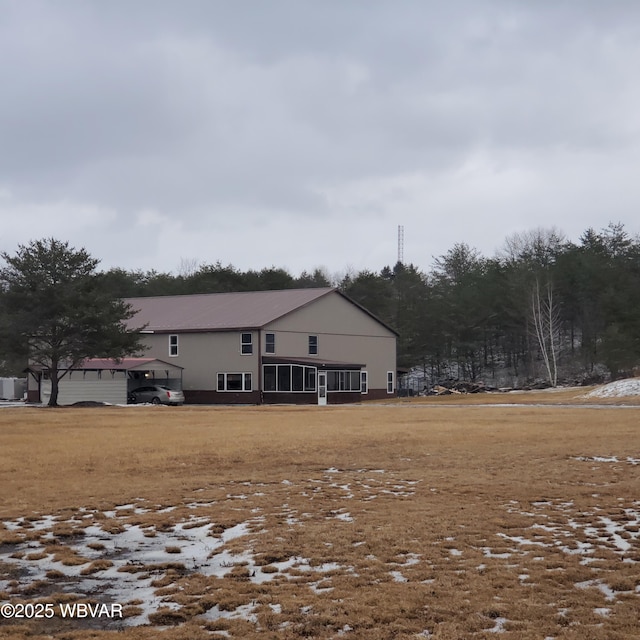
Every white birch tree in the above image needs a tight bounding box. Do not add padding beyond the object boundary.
[530,278,561,386]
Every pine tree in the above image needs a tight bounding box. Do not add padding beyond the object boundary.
[0,238,145,406]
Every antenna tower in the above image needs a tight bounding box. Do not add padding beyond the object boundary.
[397,225,405,265]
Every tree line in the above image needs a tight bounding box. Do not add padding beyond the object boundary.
[92,223,640,386]
[2,223,640,388]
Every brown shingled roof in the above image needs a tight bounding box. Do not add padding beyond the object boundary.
[124,288,335,333]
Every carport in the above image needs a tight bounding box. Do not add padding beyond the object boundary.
[26,358,184,405]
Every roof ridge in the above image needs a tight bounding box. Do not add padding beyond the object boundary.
[124,286,334,302]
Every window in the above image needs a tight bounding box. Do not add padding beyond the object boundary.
[265,333,275,354]
[326,370,362,392]
[387,371,394,394]
[292,365,304,392]
[308,335,318,355]
[277,365,291,391]
[217,372,252,392]
[169,334,179,357]
[361,371,368,394]
[264,365,276,392]
[241,333,253,355]
[226,373,243,391]
[263,364,317,392]
[305,367,316,392]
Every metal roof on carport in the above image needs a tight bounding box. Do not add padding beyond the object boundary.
[25,358,183,374]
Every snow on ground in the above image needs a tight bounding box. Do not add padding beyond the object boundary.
[0,504,361,627]
[1,468,416,628]
[584,378,640,398]
[2,466,639,632]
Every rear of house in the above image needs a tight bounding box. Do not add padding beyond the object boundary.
[125,288,397,405]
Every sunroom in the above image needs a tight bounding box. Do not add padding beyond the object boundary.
[261,357,365,405]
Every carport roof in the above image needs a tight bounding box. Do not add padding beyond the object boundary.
[77,358,183,371]
[26,358,183,372]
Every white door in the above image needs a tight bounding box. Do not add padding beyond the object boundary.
[318,371,327,406]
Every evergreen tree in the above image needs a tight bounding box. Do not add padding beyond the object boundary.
[0,239,145,406]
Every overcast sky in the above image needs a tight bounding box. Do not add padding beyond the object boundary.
[2,1,640,278]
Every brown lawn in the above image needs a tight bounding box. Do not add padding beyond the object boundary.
[0,398,639,639]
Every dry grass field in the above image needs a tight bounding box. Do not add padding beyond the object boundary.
[1,394,639,639]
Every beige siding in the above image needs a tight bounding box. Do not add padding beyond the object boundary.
[41,371,127,406]
[136,291,396,396]
[264,291,396,392]
[268,291,393,337]
[141,331,259,391]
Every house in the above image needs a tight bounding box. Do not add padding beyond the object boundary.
[26,358,183,405]
[124,287,397,404]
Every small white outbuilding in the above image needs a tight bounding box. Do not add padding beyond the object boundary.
[0,377,27,400]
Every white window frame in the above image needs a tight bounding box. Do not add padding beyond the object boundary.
[361,370,368,394]
[308,335,318,355]
[169,334,179,357]
[265,332,275,354]
[217,372,253,392]
[262,364,317,392]
[387,371,395,394]
[326,370,362,392]
[241,332,253,355]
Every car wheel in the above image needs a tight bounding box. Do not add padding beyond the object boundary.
[127,394,136,404]
[151,397,161,405]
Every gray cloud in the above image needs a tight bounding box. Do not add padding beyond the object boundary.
[1,1,640,274]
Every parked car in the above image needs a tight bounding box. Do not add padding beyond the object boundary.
[128,385,185,406]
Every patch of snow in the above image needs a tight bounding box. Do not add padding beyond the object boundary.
[200,603,258,623]
[334,511,354,522]
[1,510,257,625]
[575,580,616,601]
[497,533,548,547]
[599,516,633,552]
[390,570,408,582]
[488,617,508,633]
[584,378,640,398]
[309,580,334,593]
[400,553,421,566]
[481,548,513,559]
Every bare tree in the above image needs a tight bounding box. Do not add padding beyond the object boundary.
[176,257,200,278]
[530,278,561,386]
[499,227,566,267]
